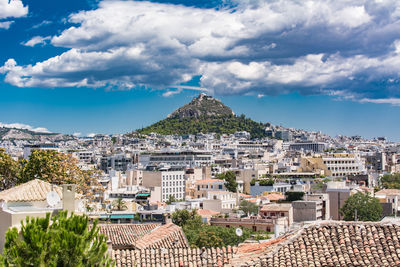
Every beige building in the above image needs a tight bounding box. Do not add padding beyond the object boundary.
[206,191,238,211]
[210,217,288,234]
[260,203,293,226]
[125,169,144,186]
[193,179,226,198]
[0,179,83,251]
[299,153,366,178]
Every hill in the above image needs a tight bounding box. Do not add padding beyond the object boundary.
[0,127,73,141]
[136,93,268,139]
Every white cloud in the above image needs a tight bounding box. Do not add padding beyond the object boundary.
[2,0,400,103]
[31,20,52,29]
[72,132,82,137]
[0,122,51,133]
[87,133,96,138]
[0,0,28,30]
[0,21,13,29]
[359,98,400,105]
[22,36,51,47]
[0,0,28,19]
[162,88,182,97]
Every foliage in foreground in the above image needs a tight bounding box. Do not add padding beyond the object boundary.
[1,211,113,267]
[0,149,103,200]
[172,209,250,248]
[340,192,382,221]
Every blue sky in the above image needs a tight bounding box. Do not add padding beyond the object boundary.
[1,0,400,140]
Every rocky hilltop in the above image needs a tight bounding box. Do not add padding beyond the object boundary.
[168,93,234,119]
[135,93,267,139]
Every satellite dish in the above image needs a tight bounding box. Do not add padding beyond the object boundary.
[235,228,243,237]
[46,191,60,207]
[78,201,85,212]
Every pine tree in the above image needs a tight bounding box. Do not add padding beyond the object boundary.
[1,211,113,266]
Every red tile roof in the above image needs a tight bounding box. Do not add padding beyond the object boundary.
[97,223,159,249]
[135,223,189,249]
[113,246,236,267]
[232,222,400,266]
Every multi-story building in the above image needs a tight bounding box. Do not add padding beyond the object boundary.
[260,203,293,226]
[194,179,226,198]
[326,181,350,220]
[289,142,326,153]
[139,150,213,168]
[142,169,186,203]
[322,153,365,177]
[292,200,324,222]
[205,191,237,210]
[23,143,58,159]
[100,153,133,173]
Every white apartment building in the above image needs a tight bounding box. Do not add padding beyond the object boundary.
[139,150,213,168]
[322,153,365,177]
[142,170,186,203]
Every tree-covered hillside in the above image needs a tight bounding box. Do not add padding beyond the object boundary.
[137,114,268,139]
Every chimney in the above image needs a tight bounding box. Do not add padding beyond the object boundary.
[62,184,76,212]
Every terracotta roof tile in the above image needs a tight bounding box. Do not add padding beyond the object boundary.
[97,223,159,249]
[135,223,189,250]
[0,179,81,202]
[231,222,400,266]
[112,246,235,267]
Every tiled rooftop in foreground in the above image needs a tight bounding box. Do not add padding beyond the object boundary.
[109,221,400,267]
[230,222,400,267]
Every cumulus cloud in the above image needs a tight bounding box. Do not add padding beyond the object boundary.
[0,122,51,133]
[2,0,400,103]
[72,132,82,137]
[22,36,51,47]
[0,21,13,29]
[0,0,28,30]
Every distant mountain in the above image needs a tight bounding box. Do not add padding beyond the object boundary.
[136,93,268,139]
[0,127,74,141]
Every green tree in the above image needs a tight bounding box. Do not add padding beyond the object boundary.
[112,198,127,211]
[172,209,202,227]
[172,210,251,248]
[340,192,382,221]
[0,148,20,190]
[380,173,400,189]
[20,150,104,200]
[239,200,258,216]
[166,195,179,204]
[285,191,305,202]
[258,179,274,186]
[1,211,112,266]
[216,171,238,192]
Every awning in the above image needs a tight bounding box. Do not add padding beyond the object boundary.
[136,193,150,198]
[110,214,135,219]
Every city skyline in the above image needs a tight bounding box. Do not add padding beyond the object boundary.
[1,0,400,140]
